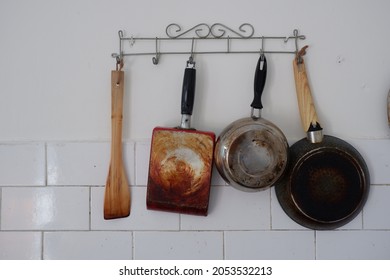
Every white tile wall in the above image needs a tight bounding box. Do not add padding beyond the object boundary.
[0,143,45,186]
[0,232,42,260]
[363,185,390,229]
[43,231,132,260]
[0,139,389,260]
[224,231,315,260]
[135,141,150,186]
[316,231,390,260]
[349,139,390,185]
[90,186,180,230]
[47,142,135,186]
[133,231,223,260]
[181,186,271,230]
[47,142,110,186]
[1,187,89,230]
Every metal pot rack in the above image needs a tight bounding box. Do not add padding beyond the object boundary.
[111,23,306,65]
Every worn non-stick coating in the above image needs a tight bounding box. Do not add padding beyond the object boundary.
[146,63,215,216]
[275,52,370,230]
[275,135,369,229]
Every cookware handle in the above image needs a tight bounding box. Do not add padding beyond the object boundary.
[251,55,267,109]
[181,67,196,116]
[293,53,323,143]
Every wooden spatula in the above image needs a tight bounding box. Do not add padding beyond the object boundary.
[104,69,131,219]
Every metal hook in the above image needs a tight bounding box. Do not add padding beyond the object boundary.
[152,37,160,65]
[293,29,299,54]
[260,36,265,56]
[117,30,124,62]
[113,30,125,70]
[187,38,195,67]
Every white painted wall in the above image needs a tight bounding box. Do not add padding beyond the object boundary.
[1,0,390,141]
[0,0,390,260]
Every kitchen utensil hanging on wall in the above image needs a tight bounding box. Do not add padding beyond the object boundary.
[214,53,289,192]
[146,54,215,216]
[104,58,131,219]
[275,46,370,230]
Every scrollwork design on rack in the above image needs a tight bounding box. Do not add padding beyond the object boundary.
[166,23,211,39]
[210,23,254,38]
[284,29,306,43]
[112,25,306,65]
[165,23,255,39]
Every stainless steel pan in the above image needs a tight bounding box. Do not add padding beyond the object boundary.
[214,55,289,191]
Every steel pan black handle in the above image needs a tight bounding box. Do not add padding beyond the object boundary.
[251,55,267,109]
[181,67,196,115]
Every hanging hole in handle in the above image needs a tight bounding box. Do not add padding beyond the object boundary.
[258,52,266,70]
[259,58,265,70]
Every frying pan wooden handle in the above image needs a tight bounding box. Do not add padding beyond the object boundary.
[293,57,320,132]
[104,70,131,219]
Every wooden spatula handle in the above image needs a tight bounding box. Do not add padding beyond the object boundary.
[104,70,130,219]
[293,57,320,132]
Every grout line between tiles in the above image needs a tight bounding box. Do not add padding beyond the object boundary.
[132,141,136,186]
[362,205,366,230]
[2,228,389,233]
[89,186,92,231]
[0,140,389,259]
[269,188,273,230]
[132,231,135,260]
[134,142,138,185]
[314,231,317,260]
[41,231,44,260]
[44,142,48,186]
[0,187,2,230]
[222,231,225,260]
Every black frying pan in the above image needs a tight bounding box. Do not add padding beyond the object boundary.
[275,47,370,230]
